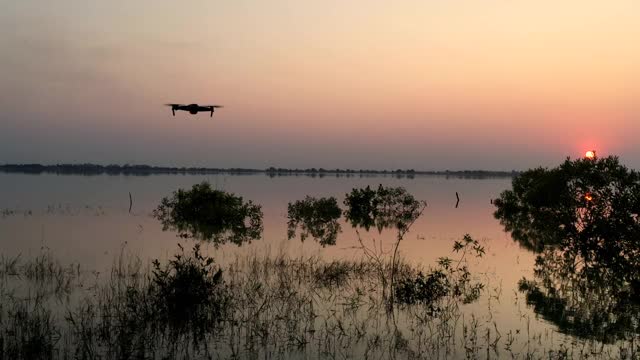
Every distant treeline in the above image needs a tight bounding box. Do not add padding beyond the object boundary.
[0,164,519,179]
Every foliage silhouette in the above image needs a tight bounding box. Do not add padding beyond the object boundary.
[312,261,358,288]
[494,155,640,342]
[153,182,263,246]
[344,185,423,233]
[150,243,228,340]
[344,185,427,309]
[0,238,493,359]
[287,196,342,246]
[395,234,485,315]
[2,298,56,360]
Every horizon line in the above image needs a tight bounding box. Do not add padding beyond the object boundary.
[0,163,519,177]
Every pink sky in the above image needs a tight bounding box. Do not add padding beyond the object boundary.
[1,1,638,170]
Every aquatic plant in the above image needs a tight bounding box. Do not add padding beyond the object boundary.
[344,185,423,233]
[3,239,637,359]
[344,185,427,309]
[312,260,363,287]
[494,155,640,342]
[64,243,229,358]
[395,234,485,314]
[395,270,449,307]
[287,196,342,246]
[0,295,58,360]
[153,182,263,246]
[150,243,228,340]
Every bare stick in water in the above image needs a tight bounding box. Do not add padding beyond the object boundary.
[129,192,133,213]
[455,192,460,208]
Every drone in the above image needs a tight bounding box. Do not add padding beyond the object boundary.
[165,103,223,117]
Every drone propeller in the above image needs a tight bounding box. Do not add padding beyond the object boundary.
[164,104,181,116]
[201,105,223,117]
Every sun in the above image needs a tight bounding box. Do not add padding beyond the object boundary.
[585,192,593,202]
[585,150,596,159]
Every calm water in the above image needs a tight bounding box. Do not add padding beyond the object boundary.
[0,172,595,354]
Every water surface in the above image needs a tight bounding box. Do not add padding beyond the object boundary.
[1,172,599,356]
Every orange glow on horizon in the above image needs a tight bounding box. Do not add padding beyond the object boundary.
[585,192,593,202]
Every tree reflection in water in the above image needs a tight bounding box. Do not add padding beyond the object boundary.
[153,182,263,246]
[287,196,342,246]
[286,186,425,247]
[494,156,640,342]
[344,185,423,233]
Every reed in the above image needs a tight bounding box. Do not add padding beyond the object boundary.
[0,239,638,359]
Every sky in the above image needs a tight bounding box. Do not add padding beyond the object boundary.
[1,0,639,170]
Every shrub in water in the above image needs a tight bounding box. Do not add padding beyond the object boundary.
[344,185,422,233]
[394,234,485,314]
[153,182,263,246]
[494,155,640,342]
[150,243,228,339]
[287,196,342,246]
[395,270,449,307]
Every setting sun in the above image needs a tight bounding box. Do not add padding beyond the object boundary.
[585,150,596,159]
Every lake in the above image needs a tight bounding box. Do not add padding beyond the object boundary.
[0,172,634,359]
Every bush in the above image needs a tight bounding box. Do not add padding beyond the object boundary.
[153,182,263,246]
[287,196,342,246]
[344,185,422,233]
[395,270,449,307]
[150,243,228,339]
[394,234,485,313]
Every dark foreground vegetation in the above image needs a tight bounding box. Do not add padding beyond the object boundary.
[494,155,640,344]
[0,236,491,359]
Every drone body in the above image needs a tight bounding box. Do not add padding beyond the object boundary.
[165,103,223,117]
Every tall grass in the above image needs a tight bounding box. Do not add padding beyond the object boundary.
[0,242,638,359]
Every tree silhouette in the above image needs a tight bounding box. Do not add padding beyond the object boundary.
[494,156,640,342]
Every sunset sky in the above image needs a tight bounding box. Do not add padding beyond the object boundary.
[1,1,638,170]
